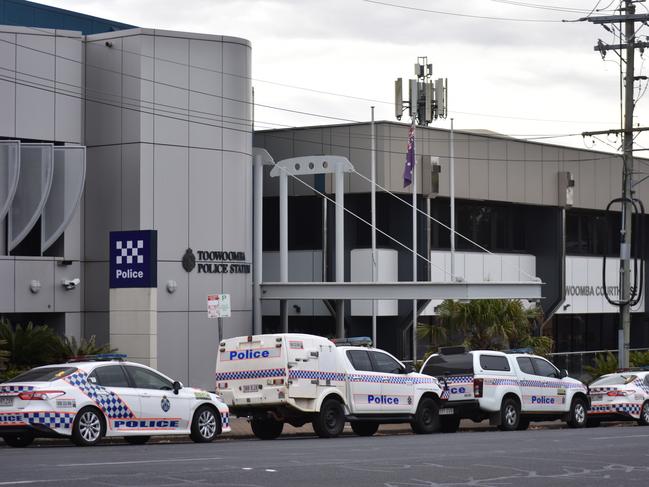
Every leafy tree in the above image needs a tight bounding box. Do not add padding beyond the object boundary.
[0,338,9,371]
[584,350,649,382]
[418,299,551,355]
[53,335,116,362]
[0,319,60,368]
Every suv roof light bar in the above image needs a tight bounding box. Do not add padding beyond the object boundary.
[331,337,373,347]
[503,347,534,354]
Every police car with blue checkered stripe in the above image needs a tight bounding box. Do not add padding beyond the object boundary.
[587,368,649,426]
[420,347,589,432]
[0,355,230,447]
[216,333,444,440]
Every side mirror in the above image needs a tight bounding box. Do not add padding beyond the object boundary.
[559,369,568,379]
[403,364,414,374]
[172,380,182,395]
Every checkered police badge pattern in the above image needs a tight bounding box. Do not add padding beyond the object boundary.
[0,385,34,393]
[115,239,144,265]
[221,411,230,429]
[215,368,286,382]
[64,370,135,419]
[24,411,75,429]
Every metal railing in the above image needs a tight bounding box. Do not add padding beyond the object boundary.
[549,348,649,382]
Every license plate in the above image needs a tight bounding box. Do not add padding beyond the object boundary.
[0,396,13,407]
[242,384,259,393]
[591,394,603,402]
[439,408,454,415]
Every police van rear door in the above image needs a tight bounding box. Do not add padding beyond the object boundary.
[286,337,319,399]
[216,335,287,400]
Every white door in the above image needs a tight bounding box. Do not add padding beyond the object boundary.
[369,351,413,414]
[124,365,192,431]
[345,350,384,414]
[87,364,141,434]
[530,357,565,413]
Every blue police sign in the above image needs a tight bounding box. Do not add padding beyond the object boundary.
[109,230,157,288]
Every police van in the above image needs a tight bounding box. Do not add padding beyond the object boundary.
[215,333,445,439]
[419,347,590,432]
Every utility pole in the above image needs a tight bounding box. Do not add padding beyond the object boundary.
[582,1,649,367]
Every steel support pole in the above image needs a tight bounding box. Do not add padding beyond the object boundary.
[619,2,636,368]
[336,164,345,338]
[371,107,377,346]
[450,118,456,280]
[279,171,289,333]
[412,124,417,361]
[253,153,263,335]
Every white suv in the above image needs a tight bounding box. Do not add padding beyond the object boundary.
[216,333,445,439]
[420,348,589,432]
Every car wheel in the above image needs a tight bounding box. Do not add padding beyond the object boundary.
[568,398,587,428]
[638,401,649,426]
[411,397,440,434]
[498,397,520,431]
[439,416,460,433]
[350,421,379,437]
[250,418,284,440]
[516,417,530,431]
[312,398,345,438]
[2,433,35,448]
[124,435,150,445]
[190,405,220,443]
[71,407,104,446]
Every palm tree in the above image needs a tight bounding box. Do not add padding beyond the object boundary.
[419,299,550,354]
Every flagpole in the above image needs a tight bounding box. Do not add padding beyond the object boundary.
[371,106,377,347]
[411,120,417,363]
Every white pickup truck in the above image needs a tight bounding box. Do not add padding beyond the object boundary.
[420,347,590,432]
[215,333,445,439]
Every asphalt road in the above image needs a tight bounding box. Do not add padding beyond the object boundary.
[1,425,648,486]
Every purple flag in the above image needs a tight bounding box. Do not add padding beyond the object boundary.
[403,122,415,187]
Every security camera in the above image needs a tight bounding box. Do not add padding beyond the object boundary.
[61,278,81,290]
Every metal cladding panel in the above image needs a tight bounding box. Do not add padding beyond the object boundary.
[41,146,86,253]
[8,143,53,252]
[0,140,20,223]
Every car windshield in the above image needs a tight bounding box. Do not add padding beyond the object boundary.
[5,367,77,383]
[590,374,638,386]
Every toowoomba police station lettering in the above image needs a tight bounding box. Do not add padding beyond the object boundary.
[196,250,251,274]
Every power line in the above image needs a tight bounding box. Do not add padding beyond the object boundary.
[363,0,565,22]
[1,26,618,127]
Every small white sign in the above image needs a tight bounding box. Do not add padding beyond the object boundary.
[208,293,231,318]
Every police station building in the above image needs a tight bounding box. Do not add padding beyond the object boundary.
[0,0,647,389]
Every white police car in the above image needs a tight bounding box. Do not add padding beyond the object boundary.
[0,355,230,447]
[588,368,649,426]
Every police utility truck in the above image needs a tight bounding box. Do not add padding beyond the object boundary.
[215,333,445,439]
[420,347,590,432]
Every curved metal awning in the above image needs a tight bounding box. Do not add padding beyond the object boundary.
[41,146,86,253]
[0,141,20,223]
[8,144,54,252]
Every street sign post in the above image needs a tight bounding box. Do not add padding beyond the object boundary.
[208,293,231,340]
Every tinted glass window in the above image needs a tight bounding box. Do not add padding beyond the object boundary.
[532,358,559,378]
[479,355,510,371]
[89,365,130,388]
[421,353,473,377]
[516,357,535,375]
[590,374,638,386]
[8,367,76,383]
[371,352,402,374]
[125,366,173,390]
[644,375,649,387]
[346,350,373,371]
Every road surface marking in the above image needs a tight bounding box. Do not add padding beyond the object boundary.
[57,457,222,467]
[593,434,649,440]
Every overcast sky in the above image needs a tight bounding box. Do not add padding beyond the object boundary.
[37,0,647,151]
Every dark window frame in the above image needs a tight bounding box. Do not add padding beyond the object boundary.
[89,364,132,388]
[346,350,373,372]
[531,357,560,379]
[479,354,511,372]
[123,365,174,391]
[369,351,404,375]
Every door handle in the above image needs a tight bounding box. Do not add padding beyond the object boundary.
[141,392,151,397]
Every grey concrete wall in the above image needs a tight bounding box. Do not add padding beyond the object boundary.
[256,122,647,211]
[0,26,84,339]
[83,28,252,390]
